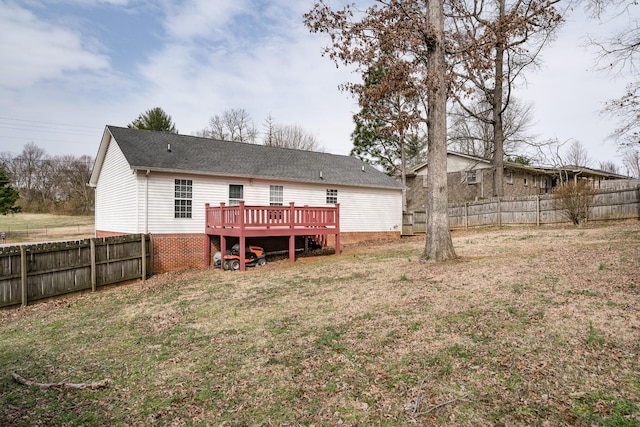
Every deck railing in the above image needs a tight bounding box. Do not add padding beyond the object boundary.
[206,201,339,231]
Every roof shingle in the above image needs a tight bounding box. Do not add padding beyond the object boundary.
[106,126,403,189]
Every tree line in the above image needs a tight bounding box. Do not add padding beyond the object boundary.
[130,107,325,152]
[0,143,94,215]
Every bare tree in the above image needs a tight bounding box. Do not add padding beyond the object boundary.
[262,116,325,151]
[200,108,259,143]
[305,0,457,262]
[51,155,95,214]
[622,146,640,177]
[588,0,639,75]
[564,140,593,167]
[588,1,640,146]
[448,0,563,197]
[598,160,620,174]
[0,145,94,214]
[448,97,537,159]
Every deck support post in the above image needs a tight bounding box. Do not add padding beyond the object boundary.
[289,235,295,263]
[239,201,246,271]
[220,236,226,270]
[204,234,211,267]
[335,203,341,255]
[239,237,246,271]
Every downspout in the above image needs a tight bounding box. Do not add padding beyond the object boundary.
[145,170,150,233]
[573,170,581,184]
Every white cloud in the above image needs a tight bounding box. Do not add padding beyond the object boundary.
[131,1,358,151]
[162,0,250,42]
[0,1,110,89]
[0,0,631,169]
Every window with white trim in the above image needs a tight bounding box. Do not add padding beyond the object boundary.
[269,185,283,206]
[174,179,192,218]
[326,188,338,204]
[466,170,478,184]
[229,184,243,206]
[506,170,514,184]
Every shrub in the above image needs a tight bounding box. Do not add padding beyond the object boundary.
[552,180,596,225]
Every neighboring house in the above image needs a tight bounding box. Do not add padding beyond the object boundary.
[406,152,630,212]
[89,126,403,273]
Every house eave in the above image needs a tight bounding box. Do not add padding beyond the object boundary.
[133,167,404,191]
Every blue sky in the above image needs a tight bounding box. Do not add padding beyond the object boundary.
[0,0,634,172]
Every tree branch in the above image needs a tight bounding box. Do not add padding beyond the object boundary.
[12,372,111,390]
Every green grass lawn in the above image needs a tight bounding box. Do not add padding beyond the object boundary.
[1,222,639,426]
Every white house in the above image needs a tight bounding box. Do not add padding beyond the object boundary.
[89,126,403,272]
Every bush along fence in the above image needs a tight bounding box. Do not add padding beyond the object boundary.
[403,186,640,235]
[0,234,151,308]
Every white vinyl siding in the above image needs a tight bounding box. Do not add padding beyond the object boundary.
[335,186,401,232]
[143,174,208,234]
[94,138,138,233]
[144,176,402,234]
[97,144,402,235]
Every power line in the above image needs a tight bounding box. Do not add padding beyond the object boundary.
[0,116,97,131]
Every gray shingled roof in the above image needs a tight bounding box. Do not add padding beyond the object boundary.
[105,126,403,189]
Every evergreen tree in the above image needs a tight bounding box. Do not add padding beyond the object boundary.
[128,107,178,133]
[0,169,20,215]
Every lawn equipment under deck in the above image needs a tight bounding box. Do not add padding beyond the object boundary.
[214,243,266,271]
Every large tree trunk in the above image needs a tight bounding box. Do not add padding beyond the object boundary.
[492,0,506,197]
[400,129,407,212]
[422,0,456,262]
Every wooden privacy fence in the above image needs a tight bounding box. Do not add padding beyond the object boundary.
[403,186,640,234]
[0,234,151,308]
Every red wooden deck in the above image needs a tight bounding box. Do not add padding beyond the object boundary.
[204,201,340,270]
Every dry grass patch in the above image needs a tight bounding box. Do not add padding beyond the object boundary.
[1,221,639,426]
[0,213,94,243]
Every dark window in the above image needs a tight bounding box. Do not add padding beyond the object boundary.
[466,170,478,184]
[326,188,338,204]
[229,184,243,206]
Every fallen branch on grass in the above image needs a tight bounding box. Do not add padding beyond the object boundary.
[11,372,111,390]
[415,394,470,417]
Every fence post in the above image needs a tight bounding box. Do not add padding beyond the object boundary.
[536,195,541,226]
[141,234,147,281]
[90,238,97,292]
[497,198,502,227]
[465,202,469,229]
[20,246,27,306]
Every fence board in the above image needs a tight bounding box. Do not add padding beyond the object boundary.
[404,186,640,234]
[0,234,151,308]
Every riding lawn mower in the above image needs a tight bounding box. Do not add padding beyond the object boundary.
[214,243,266,270]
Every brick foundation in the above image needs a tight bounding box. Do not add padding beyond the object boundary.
[151,234,208,273]
[99,230,401,273]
